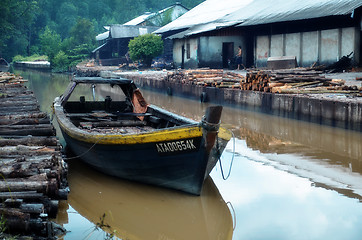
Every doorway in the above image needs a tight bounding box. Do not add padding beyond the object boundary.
[222,42,234,69]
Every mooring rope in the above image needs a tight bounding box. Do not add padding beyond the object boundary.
[227,201,237,231]
[218,128,235,180]
[62,134,108,161]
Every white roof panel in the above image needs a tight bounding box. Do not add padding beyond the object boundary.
[124,12,154,26]
[156,0,362,35]
[155,0,252,33]
[96,31,109,41]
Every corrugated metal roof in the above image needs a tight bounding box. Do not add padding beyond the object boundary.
[92,42,108,53]
[96,31,109,41]
[154,0,252,34]
[110,25,160,38]
[156,0,362,37]
[124,12,154,26]
[124,3,189,26]
[232,0,362,27]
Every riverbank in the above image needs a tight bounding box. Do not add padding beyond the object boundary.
[13,61,51,70]
[0,72,68,239]
[75,65,362,131]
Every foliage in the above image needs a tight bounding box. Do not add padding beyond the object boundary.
[0,214,16,240]
[52,51,69,72]
[92,213,117,240]
[39,19,95,71]
[0,0,38,59]
[69,18,95,47]
[0,0,203,70]
[12,54,48,62]
[0,215,7,235]
[39,26,61,62]
[128,34,163,67]
[67,44,94,67]
[148,8,175,27]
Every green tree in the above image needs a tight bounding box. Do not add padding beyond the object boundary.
[39,26,61,62]
[128,34,163,67]
[69,18,95,47]
[51,50,69,72]
[56,2,77,38]
[0,0,38,59]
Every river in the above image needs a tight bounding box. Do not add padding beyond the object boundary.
[15,68,362,240]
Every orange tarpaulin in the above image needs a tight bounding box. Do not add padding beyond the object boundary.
[132,88,149,120]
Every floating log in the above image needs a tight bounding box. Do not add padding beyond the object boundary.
[0,105,39,112]
[0,117,50,125]
[0,161,63,179]
[0,125,54,136]
[0,136,58,147]
[0,112,47,119]
[0,179,57,195]
[0,72,68,238]
[0,145,57,156]
[0,191,44,200]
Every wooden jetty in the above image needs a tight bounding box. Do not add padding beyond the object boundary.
[0,72,68,239]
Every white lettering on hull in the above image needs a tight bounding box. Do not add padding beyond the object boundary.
[156,139,197,154]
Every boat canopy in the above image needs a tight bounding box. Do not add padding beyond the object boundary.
[60,77,138,105]
[73,77,134,85]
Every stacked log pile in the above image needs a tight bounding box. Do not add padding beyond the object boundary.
[167,69,245,89]
[263,69,360,94]
[0,72,68,239]
[244,68,361,94]
[167,68,361,94]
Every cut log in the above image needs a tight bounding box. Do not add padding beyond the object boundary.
[0,126,55,136]
[0,146,57,157]
[5,218,44,235]
[0,117,50,125]
[0,191,44,200]
[0,112,47,120]
[0,136,58,147]
[0,105,39,112]
[0,179,58,197]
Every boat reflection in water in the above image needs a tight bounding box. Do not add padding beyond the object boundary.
[66,159,234,240]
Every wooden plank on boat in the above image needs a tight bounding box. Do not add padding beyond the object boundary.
[81,120,147,128]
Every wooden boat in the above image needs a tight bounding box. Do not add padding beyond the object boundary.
[53,77,231,195]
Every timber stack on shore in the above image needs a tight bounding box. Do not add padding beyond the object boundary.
[0,72,68,239]
[167,69,244,89]
[251,69,360,94]
[166,68,361,95]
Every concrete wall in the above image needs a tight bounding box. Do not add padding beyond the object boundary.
[255,35,270,67]
[270,34,283,57]
[320,29,339,63]
[255,27,359,68]
[198,36,244,68]
[173,38,199,68]
[302,31,319,66]
[173,35,244,69]
[116,73,362,132]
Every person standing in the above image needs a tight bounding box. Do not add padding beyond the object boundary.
[236,46,245,70]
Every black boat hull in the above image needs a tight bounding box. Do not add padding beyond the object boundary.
[62,130,226,195]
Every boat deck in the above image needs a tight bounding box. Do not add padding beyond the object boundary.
[64,100,183,135]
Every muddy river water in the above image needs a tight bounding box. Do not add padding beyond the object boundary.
[15,69,362,240]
